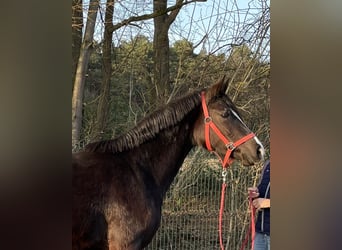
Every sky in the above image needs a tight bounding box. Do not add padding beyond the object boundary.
[82,0,269,60]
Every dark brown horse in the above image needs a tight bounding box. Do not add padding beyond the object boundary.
[72,77,264,250]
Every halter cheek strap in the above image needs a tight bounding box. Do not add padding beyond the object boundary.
[201,91,255,167]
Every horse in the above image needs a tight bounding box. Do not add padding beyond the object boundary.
[72,76,265,250]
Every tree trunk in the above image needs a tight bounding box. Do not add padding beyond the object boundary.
[91,0,114,142]
[72,0,83,88]
[72,0,100,146]
[153,0,183,106]
[153,0,170,106]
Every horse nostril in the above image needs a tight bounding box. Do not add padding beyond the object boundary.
[257,145,265,160]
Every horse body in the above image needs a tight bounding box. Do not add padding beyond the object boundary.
[72,77,264,250]
[73,107,198,249]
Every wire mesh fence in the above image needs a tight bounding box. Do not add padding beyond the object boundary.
[145,148,263,250]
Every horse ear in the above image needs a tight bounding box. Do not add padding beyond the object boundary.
[206,76,229,101]
[219,75,229,94]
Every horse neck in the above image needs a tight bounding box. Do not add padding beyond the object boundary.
[134,110,198,197]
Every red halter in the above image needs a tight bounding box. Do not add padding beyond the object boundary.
[201,91,255,168]
[201,91,256,250]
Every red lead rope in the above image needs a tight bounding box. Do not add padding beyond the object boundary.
[240,194,256,250]
[219,180,227,250]
[200,92,256,250]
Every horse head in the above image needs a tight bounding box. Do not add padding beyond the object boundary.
[193,76,264,166]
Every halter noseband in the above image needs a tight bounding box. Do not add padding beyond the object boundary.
[201,91,255,167]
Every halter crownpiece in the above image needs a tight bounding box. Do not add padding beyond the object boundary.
[201,91,255,168]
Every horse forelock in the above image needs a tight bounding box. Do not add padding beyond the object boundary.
[84,91,202,153]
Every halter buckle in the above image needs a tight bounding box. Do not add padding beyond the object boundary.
[225,143,235,151]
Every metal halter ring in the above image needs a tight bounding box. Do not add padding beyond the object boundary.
[204,116,212,123]
[225,143,235,151]
[222,170,227,182]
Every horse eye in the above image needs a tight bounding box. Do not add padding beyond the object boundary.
[221,109,230,118]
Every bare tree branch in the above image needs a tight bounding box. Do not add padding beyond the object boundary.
[109,0,206,33]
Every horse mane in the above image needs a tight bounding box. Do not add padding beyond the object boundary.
[84,90,202,154]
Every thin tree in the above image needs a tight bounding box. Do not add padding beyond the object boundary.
[152,0,206,106]
[91,0,114,141]
[72,0,100,146]
[153,0,186,105]
[72,0,83,87]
